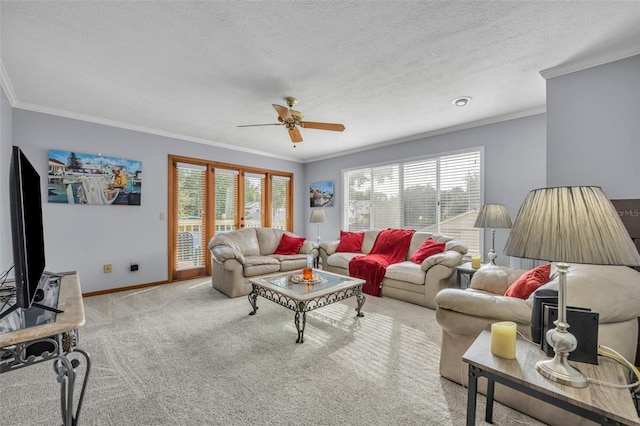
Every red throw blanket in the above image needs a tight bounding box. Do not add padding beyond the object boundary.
[349,228,415,296]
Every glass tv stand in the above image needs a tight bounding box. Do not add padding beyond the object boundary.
[0,272,91,426]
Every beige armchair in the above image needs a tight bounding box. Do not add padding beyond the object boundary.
[435,263,640,425]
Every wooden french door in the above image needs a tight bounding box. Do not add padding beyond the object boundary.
[168,155,293,281]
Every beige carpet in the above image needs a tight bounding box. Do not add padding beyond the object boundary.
[2,277,543,425]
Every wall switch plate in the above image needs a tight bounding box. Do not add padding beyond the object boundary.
[103,264,112,273]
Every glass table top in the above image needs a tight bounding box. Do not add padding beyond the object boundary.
[0,278,61,335]
[254,270,361,297]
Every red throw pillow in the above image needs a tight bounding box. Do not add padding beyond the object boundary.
[409,238,446,264]
[504,264,551,299]
[336,230,365,252]
[274,234,306,255]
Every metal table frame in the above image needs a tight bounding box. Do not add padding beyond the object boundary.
[248,270,365,343]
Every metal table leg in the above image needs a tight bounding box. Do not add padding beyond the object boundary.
[248,286,259,315]
[467,365,480,426]
[486,376,495,423]
[355,291,366,317]
[55,347,91,426]
[294,306,307,343]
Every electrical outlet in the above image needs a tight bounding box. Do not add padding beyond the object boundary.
[103,264,112,273]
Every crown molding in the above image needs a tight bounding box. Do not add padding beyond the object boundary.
[307,106,546,163]
[0,60,18,106]
[11,101,303,163]
[540,47,640,80]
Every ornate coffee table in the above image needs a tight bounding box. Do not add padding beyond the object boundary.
[248,269,366,343]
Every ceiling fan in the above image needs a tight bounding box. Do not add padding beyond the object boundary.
[238,97,345,144]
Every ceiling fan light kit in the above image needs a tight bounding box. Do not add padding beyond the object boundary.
[238,97,345,144]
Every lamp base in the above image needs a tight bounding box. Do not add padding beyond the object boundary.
[536,352,588,388]
[487,250,497,265]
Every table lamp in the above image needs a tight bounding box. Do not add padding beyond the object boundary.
[473,204,512,265]
[309,208,326,243]
[504,186,640,387]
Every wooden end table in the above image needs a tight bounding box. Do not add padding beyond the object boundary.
[463,329,640,425]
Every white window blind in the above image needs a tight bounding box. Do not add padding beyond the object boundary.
[343,150,481,254]
[214,168,238,233]
[271,175,290,230]
[175,162,206,270]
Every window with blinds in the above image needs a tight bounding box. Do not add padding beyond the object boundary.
[214,168,239,233]
[244,172,265,228]
[271,175,291,230]
[344,150,481,254]
[175,162,207,271]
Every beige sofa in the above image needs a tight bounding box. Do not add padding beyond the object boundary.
[435,263,640,425]
[319,230,467,309]
[208,227,319,298]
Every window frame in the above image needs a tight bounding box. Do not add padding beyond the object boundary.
[341,147,484,255]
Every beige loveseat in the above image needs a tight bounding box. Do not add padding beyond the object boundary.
[435,263,640,425]
[319,230,467,309]
[208,227,319,298]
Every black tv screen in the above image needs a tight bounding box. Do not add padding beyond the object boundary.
[9,146,46,309]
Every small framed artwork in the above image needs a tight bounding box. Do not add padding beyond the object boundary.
[310,181,334,207]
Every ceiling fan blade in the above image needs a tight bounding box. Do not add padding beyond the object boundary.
[273,104,294,122]
[237,123,282,127]
[300,121,345,132]
[288,126,303,143]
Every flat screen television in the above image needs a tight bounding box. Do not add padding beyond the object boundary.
[1,146,59,320]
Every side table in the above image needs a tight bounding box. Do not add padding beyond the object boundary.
[463,329,640,426]
[456,261,481,288]
[0,272,91,426]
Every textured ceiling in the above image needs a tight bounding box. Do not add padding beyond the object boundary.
[1,1,639,162]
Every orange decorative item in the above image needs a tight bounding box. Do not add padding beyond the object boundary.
[303,267,313,280]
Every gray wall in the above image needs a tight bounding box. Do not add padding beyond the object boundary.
[304,114,548,266]
[0,88,12,272]
[7,110,303,293]
[546,55,640,198]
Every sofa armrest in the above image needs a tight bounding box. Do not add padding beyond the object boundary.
[468,265,528,295]
[320,240,340,256]
[420,250,462,271]
[435,288,532,324]
[210,245,245,265]
[300,240,319,257]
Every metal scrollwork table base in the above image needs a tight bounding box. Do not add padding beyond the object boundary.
[248,270,366,343]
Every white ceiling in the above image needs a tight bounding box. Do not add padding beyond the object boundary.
[1,1,639,163]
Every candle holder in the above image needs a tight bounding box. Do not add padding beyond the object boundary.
[302,267,313,281]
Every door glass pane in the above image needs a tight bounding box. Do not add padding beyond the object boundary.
[244,173,264,228]
[176,163,206,270]
[271,176,290,230]
[214,168,238,233]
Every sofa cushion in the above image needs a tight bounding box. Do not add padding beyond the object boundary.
[336,230,365,252]
[243,256,280,277]
[409,238,446,264]
[327,252,363,269]
[504,264,551,299]
[274,233,306,255]
[385,261,425,285]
